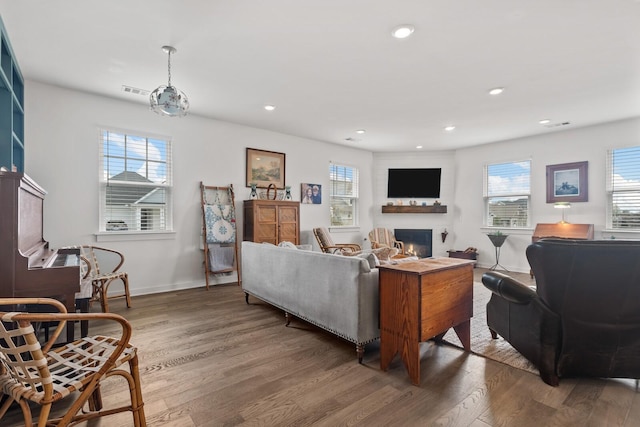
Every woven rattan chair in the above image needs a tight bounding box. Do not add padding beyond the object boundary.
[313,227,362,254]
[368,228,405,254]
[0,297,145,426]
[79,245,132,313]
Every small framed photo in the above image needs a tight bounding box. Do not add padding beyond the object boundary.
[301,183,321,204]
[246,148,286,188]
[546,161,588,203]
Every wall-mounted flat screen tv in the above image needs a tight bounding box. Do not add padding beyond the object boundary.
[387,168,441,198]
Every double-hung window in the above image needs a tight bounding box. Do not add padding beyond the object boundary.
[99,129,172,232]
[329,163,359,227]
[484,160,531,228]
[607,146,640,229]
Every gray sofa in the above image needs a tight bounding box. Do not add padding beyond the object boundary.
[241,241,380,362]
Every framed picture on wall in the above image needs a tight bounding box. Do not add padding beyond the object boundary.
[246,148,286,188]
[301,183,321,204]
[546,161,588,203]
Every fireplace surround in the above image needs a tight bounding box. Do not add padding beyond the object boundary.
[394,229,432,258]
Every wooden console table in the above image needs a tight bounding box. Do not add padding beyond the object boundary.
[530,223,594,277]
[379,257,474,386]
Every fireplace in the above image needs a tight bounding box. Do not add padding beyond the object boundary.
[394,229,432,258]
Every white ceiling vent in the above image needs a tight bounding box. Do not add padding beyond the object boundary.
[544,121,571,128]
[122,85,150,96]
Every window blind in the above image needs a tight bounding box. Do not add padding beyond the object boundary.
[485,160,530,228]
[100,130,172,232]
[329,163,359,227]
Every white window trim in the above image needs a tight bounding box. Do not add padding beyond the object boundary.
[606,145,640,232]
[483,159,532,229]
[329,162,360,228]
[95,230,176,242]
[98,127,174,236]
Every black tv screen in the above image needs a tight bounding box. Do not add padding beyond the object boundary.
[387,168,441,198]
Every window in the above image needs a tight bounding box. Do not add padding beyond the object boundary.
[607,146,640,229]
[329,163,359,226]
[484,160,531,228]
[99,130,172,232]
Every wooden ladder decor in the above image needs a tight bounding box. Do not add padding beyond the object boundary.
[200,182,240,289]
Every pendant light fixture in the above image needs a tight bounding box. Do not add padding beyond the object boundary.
[150,45,189,117]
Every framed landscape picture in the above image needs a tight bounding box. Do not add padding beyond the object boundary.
[546,161,588,203]
[246,148,286,188]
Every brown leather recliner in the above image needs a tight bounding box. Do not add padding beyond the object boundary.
[482,238,640,386]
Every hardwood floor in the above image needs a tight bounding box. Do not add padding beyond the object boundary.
[3,268,638,426]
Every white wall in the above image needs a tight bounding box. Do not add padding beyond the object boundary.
[451,117,640,272]
[371,117,640,273]
[24,81,640,286]
[24,81,375,295]
[371,151,456,256]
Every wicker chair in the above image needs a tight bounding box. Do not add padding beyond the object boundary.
[368,228,405,254]
[79,245,132,313]
[313,227,362,254]
[0,297,146,426]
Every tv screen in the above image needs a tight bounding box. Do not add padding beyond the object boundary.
[387,168,441,198]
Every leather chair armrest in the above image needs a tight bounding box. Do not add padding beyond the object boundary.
[482,271,536,304]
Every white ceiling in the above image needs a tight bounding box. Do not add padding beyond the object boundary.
[1,0,640,152]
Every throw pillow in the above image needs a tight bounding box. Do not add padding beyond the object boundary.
[355,252,379,268]
[370,246,399,261]
[278,241,298,250]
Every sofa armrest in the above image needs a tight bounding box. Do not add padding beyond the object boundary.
[482,271,536,304]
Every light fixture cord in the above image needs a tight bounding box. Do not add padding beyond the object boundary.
[167,50,172,87]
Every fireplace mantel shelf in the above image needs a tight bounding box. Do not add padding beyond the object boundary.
[382,205,447,214]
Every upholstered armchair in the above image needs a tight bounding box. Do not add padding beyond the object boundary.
[313,227,361,254]
[368,228,405,254]
[482,239,640,387]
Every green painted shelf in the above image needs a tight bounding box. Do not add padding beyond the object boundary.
[0,16,24,173]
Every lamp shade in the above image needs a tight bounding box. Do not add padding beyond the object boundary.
[554,202,571,209]
[149,45,189,117]
[150,85,189,117]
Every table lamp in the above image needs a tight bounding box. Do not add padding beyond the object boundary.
[554,202,571,223]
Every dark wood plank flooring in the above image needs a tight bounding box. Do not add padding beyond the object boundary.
[2,268,638,426]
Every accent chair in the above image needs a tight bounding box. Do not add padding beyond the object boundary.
[368,228,405,254]
[313,227,361,254]
[482,238,640,387]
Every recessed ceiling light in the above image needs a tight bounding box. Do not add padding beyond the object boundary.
[444,125,456,131]
[391,25,415,39]
[355,129,366,134]
[539,119,550,125]
[416,145,423,149]
[489,87,504,96]
[264,105,276,111]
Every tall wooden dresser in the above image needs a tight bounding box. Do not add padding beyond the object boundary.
[243,200,300,244]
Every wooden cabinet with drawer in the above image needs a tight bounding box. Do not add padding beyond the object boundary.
[243,200,300,245]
